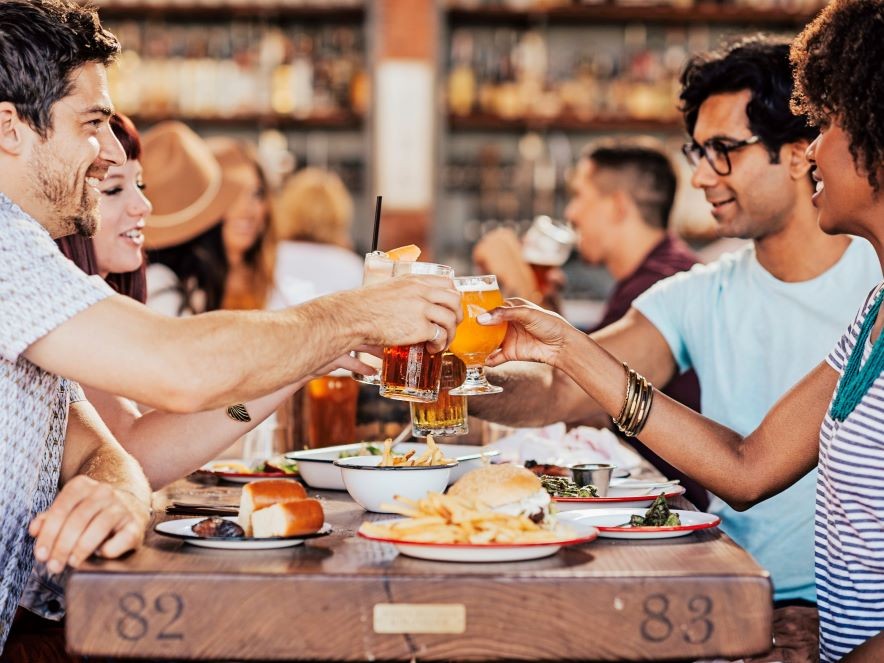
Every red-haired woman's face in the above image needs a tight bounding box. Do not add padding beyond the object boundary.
[93,159,152,277]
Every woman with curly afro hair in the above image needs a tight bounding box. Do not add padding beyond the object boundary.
[470,2,884,660]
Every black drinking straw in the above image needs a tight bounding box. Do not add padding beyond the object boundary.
[370,195,383,252]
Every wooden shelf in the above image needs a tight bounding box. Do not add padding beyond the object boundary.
[92,2,364,21]
[446,2,821,26]
[128,111,364,130]
[448,111,683,133]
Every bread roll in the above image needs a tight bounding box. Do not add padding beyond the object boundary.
[238,480,307,535]
[251,499,324,538]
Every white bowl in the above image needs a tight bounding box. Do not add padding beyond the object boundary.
[288,443,497,491]
[333,455,456,513]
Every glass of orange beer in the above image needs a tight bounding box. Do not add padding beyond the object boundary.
[448,275,508,396]
[410,353,468,436]
[379,261,455,402]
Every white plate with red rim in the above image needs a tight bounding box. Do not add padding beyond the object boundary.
[558,508,720,540]
[154,517,331,550]
[198,459,299,484]
[552,485,686,511]
[357,522,598,562]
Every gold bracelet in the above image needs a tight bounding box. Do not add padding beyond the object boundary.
[628,376,650,436]
[632,380,655,437]
[614,367,640,434]
[615,362,634,424]
[613,366,655,437]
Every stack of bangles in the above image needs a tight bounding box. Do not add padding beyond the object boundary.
[612,362,654,437]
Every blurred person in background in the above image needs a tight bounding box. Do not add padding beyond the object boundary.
[0,3,462,657]
[143,122,276,315]
[475,137,705,508]
[470,35,881,659]
[55,114,314,489]
[480,4,884,658]
[270,166,363,308]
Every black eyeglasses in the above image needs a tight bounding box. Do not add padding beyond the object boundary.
[681,135,761,176]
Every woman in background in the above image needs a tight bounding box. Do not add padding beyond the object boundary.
[56,115,361,488]
[142,122,276,314]
[269,166,363,308]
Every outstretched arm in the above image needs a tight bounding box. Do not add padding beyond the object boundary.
[469,306,679,427]
[481,302,825,509]
[24,275,461,413]
[87,353,368,488]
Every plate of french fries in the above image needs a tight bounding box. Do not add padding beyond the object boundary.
[358,493,598,562]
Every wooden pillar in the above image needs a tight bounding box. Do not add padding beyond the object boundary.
[371,0,438,255]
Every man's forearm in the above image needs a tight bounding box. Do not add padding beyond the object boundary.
[28,290,369,413]
[158,294,366,411]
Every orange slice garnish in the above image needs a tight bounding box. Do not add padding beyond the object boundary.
[384,244,421,262]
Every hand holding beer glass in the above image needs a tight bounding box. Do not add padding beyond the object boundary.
[353,245,420,385]
[522,215,577,295]
[448,275,507,396]
[379,261,455,402]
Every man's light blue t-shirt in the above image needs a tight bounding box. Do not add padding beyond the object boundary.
[633,238,881,602]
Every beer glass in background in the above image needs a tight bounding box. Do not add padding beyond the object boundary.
[449,275,508,396]
[352,251,395,385]
[303,369,359,448]
[379,261,454,402]
[410,353,468,437]
[521,215,577,293]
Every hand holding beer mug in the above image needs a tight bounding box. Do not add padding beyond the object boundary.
[448,275,507,396]
[379,261,455,402]
[353,245,420,385]
[521,215,577,295]
[410,353,468,437]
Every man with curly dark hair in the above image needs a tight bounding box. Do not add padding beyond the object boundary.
[476,5,884,661]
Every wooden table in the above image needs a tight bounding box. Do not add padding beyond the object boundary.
[66,478,773,661]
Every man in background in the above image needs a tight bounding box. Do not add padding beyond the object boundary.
[474,137,705,507]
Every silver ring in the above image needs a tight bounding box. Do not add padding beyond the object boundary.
[431,325,442,343]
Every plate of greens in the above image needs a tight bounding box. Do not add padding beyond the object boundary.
[540,474,686,511]
[557,496,720,540]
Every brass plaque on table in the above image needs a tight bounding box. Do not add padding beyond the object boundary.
[373,604,466,634]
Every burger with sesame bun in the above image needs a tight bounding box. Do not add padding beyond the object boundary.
[448,464,553,526]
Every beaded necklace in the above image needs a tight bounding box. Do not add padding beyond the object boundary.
[830,287,884,421]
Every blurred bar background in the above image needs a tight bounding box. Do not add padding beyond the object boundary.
[87,0,827,325]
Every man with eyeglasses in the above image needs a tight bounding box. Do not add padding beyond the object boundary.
[470,35,880,656]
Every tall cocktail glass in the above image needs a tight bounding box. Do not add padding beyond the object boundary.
[352,251,394,385]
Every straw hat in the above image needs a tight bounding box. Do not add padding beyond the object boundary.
[141,121,247,249]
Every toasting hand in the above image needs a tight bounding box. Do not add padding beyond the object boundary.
[478,298,577,369]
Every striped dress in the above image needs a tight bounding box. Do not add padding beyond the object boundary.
[819,284,884,661]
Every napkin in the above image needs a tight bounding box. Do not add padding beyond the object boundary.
[483,423,644,473]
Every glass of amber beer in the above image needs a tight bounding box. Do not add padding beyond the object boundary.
[521,215,577,293]
[410,353,468,436]
[379,261,454,402]
[448,275,508,396]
